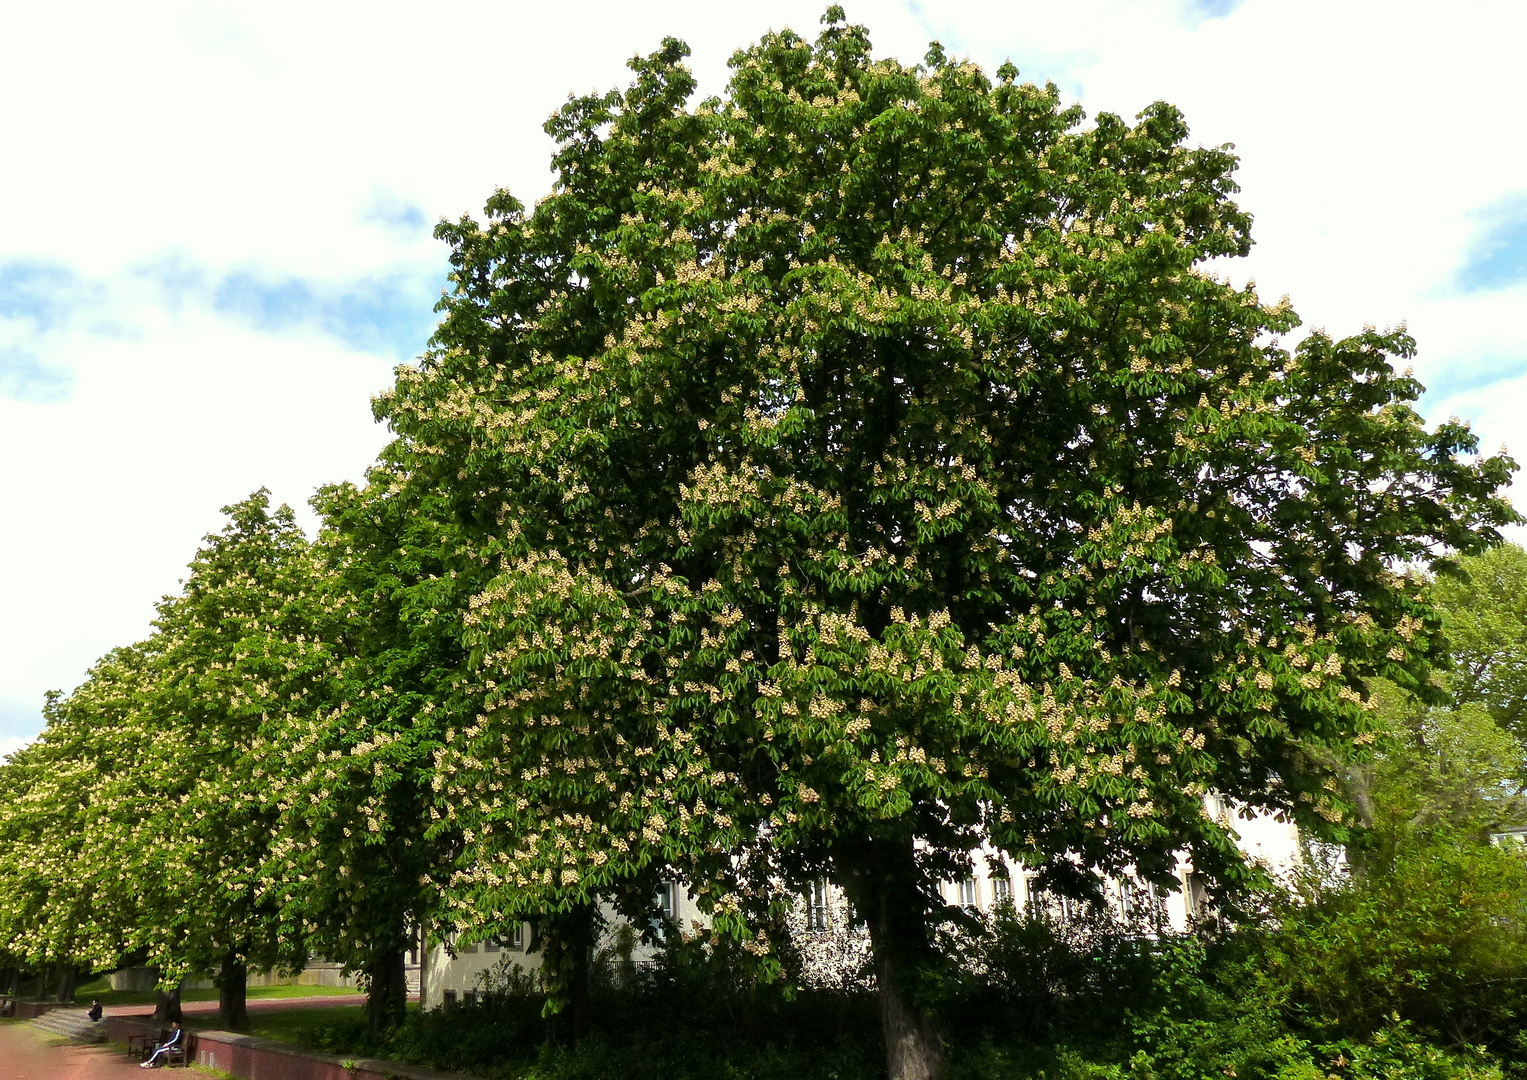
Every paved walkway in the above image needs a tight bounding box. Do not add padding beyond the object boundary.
[1,996,371,1079]
[0,1021,159,1080]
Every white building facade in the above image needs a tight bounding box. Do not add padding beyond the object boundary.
[419,797,1300,1008]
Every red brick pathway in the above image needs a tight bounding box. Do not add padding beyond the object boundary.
[2,997,369,1078]
[0,1021,157,1080]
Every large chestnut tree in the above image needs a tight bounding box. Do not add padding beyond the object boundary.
[383,11,1517,1079]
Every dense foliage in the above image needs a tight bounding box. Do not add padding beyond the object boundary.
[388,10,1514,1077]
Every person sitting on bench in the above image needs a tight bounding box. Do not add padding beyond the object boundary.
[140,1020,183,1068]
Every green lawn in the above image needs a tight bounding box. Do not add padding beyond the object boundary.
[72,976,363,1009]
[237,1002,414,1044]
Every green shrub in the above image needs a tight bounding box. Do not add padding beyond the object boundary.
[1257,841,1527,1048]
[943,900,1219,1044]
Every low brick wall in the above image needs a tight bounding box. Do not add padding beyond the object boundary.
[106,1015,466,1080]
[103,1014,159,1044]
[8,1000,66,1019]
[192,1031,364,1080]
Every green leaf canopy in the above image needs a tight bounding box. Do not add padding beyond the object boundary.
[391,16,1516,932]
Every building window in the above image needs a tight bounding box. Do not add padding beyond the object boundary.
[956,878,978,908]
[1030,881,1079,924]
[1119,878,1160,922]
[484,923,522,952]
[653,882,677,939]
[463,990,477,1006]
[806,879,830,931]
[443,991,457,1008]
[1184,872,1209,919]
[992,876,1013,906]
[1204,793,1232,824]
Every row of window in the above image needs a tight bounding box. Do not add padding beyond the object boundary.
[800,873,1017,931]
[949,872,1176,919]
[453,923,526,954]
[446,872,1197,962]
[797,871,1183,932]
[454,884,684,957]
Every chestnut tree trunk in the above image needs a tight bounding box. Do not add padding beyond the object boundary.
[365,945,408,1034]
[218,952,249,1031]
[840,836,948,1080]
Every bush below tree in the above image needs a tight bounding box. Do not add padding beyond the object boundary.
[282,845,1524,1080]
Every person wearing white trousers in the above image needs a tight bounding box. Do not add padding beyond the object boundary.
[140,1020,184,1068]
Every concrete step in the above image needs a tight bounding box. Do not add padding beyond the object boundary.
[31,1008,106,1043]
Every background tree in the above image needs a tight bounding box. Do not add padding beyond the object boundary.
[0,647,184,1004]
[1356,683,1525,850]
[119,490,321,1029]
[1339,542,1527,865]
[1433,542,1527,738]
[262,475,464,1034]
[392,11,1518,1080]
[0,692,98,1002]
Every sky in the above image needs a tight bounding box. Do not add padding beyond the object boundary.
[3,0,1525,754]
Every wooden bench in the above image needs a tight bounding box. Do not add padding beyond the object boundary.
[163,1031,195,1067]
[129,1028,193,1066]
[126,1030,161,1061]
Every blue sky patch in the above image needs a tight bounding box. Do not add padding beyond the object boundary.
[0,346,73,403]
[1419,353,1527,403]
[0,260,100,332]
[0,260,102,402]
[212,267,445,359]
[1182,0,1247,23]
[0,254,446,403]
[1457,193,1527,293]
[361,189,430,238]
[134,252,212,313]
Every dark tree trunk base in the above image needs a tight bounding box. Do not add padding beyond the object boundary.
[366,947,408,1034]
[840,836,948,1080]
[543,905,596,1046]
[218,954,249,1031]
[54,966,77,1004]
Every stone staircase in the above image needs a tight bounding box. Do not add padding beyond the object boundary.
[31,1007,107,1043]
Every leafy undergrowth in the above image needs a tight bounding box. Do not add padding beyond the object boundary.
[238,1003,401,1042]
[269,850,1527,1080]
[287,999,885,1080]
[277,1003,1507,1080]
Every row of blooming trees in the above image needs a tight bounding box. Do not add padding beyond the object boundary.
[0,12,1519,1079]
[0,490,450,1033]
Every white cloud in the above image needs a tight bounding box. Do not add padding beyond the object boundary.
[0,313,395,731]
[0,734,33,763]
[929,1,1527,399]
[2,0,1525,739]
